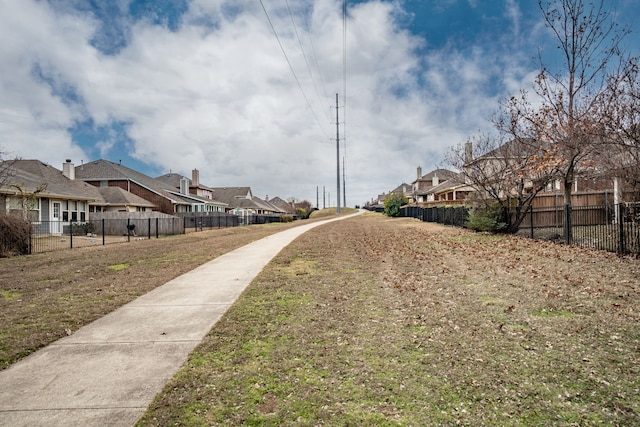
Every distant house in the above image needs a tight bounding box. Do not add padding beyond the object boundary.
[267,196,296,214]
[411,167,459,203]
[424,176,473,204]
[391,183,412,199]
[156,170,227,213]
[0,160,100,234]
[75,159,196,214]
[93,187,157,213]
[209,187,283,216]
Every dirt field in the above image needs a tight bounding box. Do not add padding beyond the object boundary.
[2,212,639,425]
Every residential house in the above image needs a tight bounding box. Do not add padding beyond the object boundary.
[75,159,197,214]
[0,160,101,234]
[267,196,296,214]
[156,171,227,213]
[209,187,283,216]
[411,167,459,203]
[391,183,412,199]
[424,176,473,204]
[93,187,157,212]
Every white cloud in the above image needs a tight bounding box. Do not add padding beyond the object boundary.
[0,0,544,205]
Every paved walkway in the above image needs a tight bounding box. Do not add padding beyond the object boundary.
[0,213,360,427]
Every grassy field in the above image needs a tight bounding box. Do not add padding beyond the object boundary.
[0,210,355,369]
[136,213,640,426]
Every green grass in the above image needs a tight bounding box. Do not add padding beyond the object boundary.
[107,263,129,271]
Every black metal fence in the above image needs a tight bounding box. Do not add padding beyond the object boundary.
[25,214,287,254]
[400,205,469,227]
[399,203,640,256]
[182,214,283,231]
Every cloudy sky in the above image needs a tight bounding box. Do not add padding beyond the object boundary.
[1,0,637,207]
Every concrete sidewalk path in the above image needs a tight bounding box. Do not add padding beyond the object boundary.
[0,213,360,427]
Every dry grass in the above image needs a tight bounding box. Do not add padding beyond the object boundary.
[138,213,640,426]
[0,221,304,369]
[2,211,639,425]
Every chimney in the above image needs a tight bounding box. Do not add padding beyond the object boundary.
[432,172,439,187]
[192,169,199,187]
[417,166,422,180]
[464,142,473,163]
[62,159,75,180]
[179,177,189,195]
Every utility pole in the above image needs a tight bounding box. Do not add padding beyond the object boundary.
[316,186,319,210]
[343,156,346,208]
[335,93,341,214]
[323,186,326,209]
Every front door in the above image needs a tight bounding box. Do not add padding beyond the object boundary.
[51,201,62,234]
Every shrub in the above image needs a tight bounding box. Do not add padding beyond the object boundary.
[384,193,408,217]
[465,204,507,232]
[281,215,294,223]
[72,222,96,236]
[0,215,30,257]
[295,208,309,219]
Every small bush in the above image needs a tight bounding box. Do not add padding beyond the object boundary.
[384,194,408,217]
[281,215,294,223]
[0,215,30,257]
[72,222,96,236]
[295,208,309,219]
[465,204,507,232]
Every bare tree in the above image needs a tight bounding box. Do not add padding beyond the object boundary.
[0,150,17,190]
[447,133,551,232]
[496,0,628,238]
[598,58,640,200]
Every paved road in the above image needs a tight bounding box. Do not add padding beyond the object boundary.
[0,212,360,426]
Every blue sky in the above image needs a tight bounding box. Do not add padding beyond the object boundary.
[0,0,637,206]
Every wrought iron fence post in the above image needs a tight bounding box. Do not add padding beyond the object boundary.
[156,218,159,239]
[102,219,105,245]
[127,218,131,242]
[564,205,572,245]
[618,203,625,254]
[529,205,534,239]
[70,222,73,248]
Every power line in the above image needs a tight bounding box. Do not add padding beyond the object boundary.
[285,0,331,123]
[259,0,330,139]
[299,0,330,101]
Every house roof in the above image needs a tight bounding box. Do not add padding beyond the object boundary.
[209,187,253,206]
[253,197,287,214]
[426,176,468,194]
[268,196,295,214]
[156,173,227,207]
[391,183,412,194]
[75,160,189,206]
[165,190,228,207]
[1,160,101,201]
[415,168,458,183]
[95,186,157,208]
[156,173,214,192]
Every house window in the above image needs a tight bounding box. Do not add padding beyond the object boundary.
[25,198,41,222]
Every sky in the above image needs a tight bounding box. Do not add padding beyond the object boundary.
[1,0,638,207]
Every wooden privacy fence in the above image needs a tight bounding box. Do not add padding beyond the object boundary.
[399,203,640,256]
